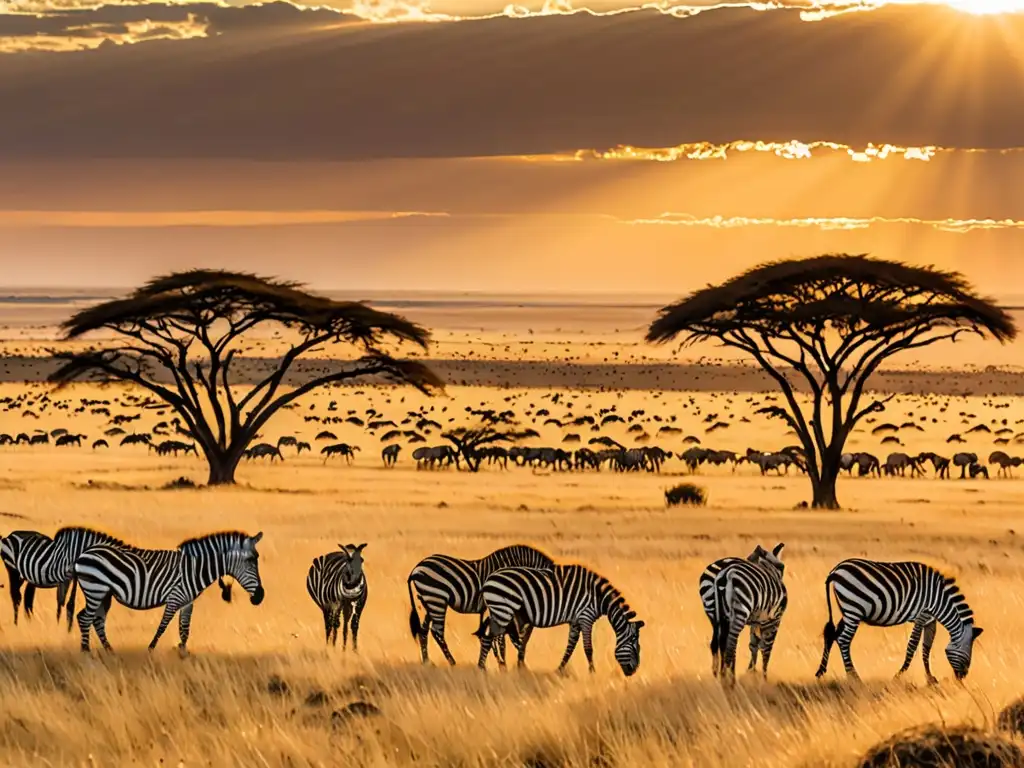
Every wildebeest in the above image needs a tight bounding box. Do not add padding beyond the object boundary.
[322,443,360,464]
[381,444,401,467]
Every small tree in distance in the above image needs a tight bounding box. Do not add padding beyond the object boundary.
[646,255,1016,509]
[50,271,444,485]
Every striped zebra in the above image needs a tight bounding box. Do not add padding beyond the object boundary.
[74,531,265,653]
[407,544,555,665]
[1,527,131,630]
[815,559,983,683]
[713,543,787,681]
[477,563,644,676]
[306,543,368,649]
[699,543,784,677]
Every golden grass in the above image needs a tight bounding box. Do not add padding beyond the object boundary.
[0,382,1022,766]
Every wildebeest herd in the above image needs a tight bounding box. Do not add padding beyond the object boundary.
[0,527,983,685]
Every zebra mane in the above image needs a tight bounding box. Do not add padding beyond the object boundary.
[55,526,130,549]
[178,531,251,555]
[596,574,636,629]
[942,574,975,623]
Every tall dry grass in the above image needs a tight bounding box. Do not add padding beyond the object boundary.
[0,383,1021,766]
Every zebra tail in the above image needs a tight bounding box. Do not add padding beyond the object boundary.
[822,574,837,644]
[65,577,78,633]
[407,578,423,639]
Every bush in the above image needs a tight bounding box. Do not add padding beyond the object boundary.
[857,725,1024,768]
[665,483,706,507]
[998,697,1024,738]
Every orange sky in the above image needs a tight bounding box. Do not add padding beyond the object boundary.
[1,2,1022,292]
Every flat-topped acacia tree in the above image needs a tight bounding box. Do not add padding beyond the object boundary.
[646,255,1016,509]
[49,271,444,485]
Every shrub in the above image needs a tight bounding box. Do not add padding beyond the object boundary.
[857,725,1024,768]
[665,483,706,507]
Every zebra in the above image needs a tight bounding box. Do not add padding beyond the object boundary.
[476,563,644,676]
[74,531,265,654]
[698,543,784,677]
[1,526,131,631]
[306,543,368,649]
[713,543,787,681]
[815,559,983,683]
[407,544,555,665]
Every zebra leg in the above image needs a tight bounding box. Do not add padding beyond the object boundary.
[417,612,432,664]
[429,613,457,666]
[56,580,68,624]
[351,588,366,653]
[921,620,938,685]
[759,622,780,680]
[341,602,353,650]
[76,590,105,652]
[581,621,596,673]
[709,612,721,678]
[556,625,582,674]
[476,619,500,670]
[148,603,179,651]
[177,603,194,656]
[23,583,36,620]
[723,610,749,683]
[897,618,928,677]
[6,565,23,625]
[517,624,534,668]
[93,594,115,652]
[747,625,761,672]
[321,607,332,645]
[330,609,341,647]
[835,618,862,680]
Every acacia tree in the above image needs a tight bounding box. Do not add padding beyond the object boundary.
[646,255,1016,509]
[442,425,538,472]
[50,271,443,485]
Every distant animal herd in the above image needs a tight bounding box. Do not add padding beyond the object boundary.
[0,527,982,684]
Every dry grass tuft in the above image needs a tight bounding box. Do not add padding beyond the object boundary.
[857,725,1024,768]
[999,698,1024,738]
[665,482,707,506]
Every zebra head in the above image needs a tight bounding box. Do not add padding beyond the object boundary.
[613,612,645,677]
[749,543,786,577]
[224,532,265,606]
[946,625,984,680]
[338,543,367,590]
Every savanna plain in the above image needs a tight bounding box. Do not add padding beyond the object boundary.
[0,295,1022,768]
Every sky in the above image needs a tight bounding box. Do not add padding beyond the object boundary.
[1,0,1023,293]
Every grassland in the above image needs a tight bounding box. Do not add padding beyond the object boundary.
[0,377,1022,767]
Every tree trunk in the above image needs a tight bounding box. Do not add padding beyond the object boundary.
[206,452,240,485]
[811,465,840,509]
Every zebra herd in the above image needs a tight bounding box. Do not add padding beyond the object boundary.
[698,545,983,683]
[0,526,265,653]
[0,529,983,684]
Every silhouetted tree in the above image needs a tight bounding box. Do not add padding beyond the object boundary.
[647,255,1015,509]
[50,271,443,485]
[442,425,535,472]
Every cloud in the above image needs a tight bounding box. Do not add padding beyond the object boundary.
[0,12,208,52]
[0,3,1021,159]
[620,213,1024,233]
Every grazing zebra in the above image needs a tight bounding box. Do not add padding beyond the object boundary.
[713,544,787,681]
[698,544,783,676]
[815,559,983,683]
[74,531,265,653]
[1,527,130,630]
[407,544,555,665]
[476,563,644,676]
[306,543,368,649]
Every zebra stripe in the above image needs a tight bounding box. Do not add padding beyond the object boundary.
[477,563,645,676]
[306,543,368,649]
[815,559,983,682]
[713,543,787,681]
[1,527,130,629]
[74,530,265,653]
[699,544,784,677]
[407,544,555,665]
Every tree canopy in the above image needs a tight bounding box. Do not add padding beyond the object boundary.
[50,270,444,484]
[647,254,1016,508]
